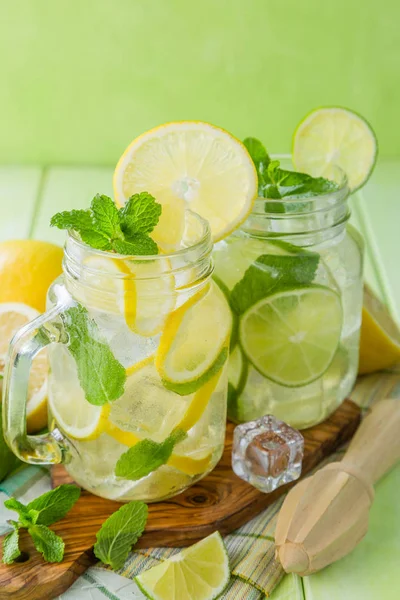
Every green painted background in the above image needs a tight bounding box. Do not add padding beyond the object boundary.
[1,0,399,165]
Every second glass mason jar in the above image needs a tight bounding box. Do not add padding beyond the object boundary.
[3,211,230,502]
[213,160,364,429]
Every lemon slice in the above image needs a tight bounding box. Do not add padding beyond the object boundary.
[155,282,231,395]
[108,359,222,475]
[48,346,109,440]
[0,302,48,433]
[240,286,343,387]
[135,531,230,600]
[77,255,175,337]
[113,121,258,251]
[359,285,400,374]
[292,107,377,192]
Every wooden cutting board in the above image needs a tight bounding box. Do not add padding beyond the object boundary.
[0,400,361,600]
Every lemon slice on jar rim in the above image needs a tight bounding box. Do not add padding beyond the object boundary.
[113,121,258,252]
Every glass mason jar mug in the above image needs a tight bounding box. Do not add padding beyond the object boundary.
[213,161,364,429]
[3,211,231,502]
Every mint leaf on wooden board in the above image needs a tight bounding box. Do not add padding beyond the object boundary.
[62,305,126,406]
[4,497,29,519]
[94,501,148,570]
[231,245,320,314]
[115,429,187,480]
[119,192,162,236]
[28,525,65,563]
[26,484,81,526]
[2,527,21,564]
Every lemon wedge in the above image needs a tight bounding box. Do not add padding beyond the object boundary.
[113,121,258,251]
[359,285,400,374]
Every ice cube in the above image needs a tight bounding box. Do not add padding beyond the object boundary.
[232,415,304,493]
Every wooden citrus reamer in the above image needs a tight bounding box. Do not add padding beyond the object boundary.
[275,398,400,575]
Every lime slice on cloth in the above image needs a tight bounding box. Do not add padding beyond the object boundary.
[240,286,343,387]
[292,107,377,192]
[135,531,230,600]
[113,121,258,251]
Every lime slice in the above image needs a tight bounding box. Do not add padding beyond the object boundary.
[155,282,231,395]
[135,531,230,600]
[240,286,343,387]
[113,121,258,251]
[292,107,377,192]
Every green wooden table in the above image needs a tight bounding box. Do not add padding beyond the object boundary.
[0,162,399,599]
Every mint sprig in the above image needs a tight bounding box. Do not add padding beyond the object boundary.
[115,429,187,480]
[2,485,80,564]
[61,304,126,406]
[230,241,320,314]
[94,501,148,570]
[51,192,161,255]
[243,137,339,201]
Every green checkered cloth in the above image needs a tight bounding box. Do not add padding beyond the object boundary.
[1,367,399,599]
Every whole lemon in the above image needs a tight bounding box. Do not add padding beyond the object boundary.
[0,240,63,311]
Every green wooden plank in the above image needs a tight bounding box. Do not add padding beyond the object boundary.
[0,166,43,240]
[303,463,400,600]
[31,166,113,244]
[271,573,304,599]
[353,161,400,323]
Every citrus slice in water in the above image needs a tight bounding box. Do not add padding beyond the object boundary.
[113,121,258,251]
[358,284,400,374]
[77,255,175,337]
[292,107,377,192]
[155,282,231,395]
[0,302,48,433]
[48,346,109,440]
[240,286,343,387]
[135,531,230,600]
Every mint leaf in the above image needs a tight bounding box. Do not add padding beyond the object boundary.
[50,209,93,231]
[26,484,80,526]
[115,429,187,480]
[4,497,29,519]
[80,229,113,250]
[62,305,126,406]
[91,194,122,240]
[230,243,319,314]
[2,526,20,564]
[28,525,65,563]
[243,138,270,191]
[94,501,148,570]
[119,192,162,236]
[112,234,158,256]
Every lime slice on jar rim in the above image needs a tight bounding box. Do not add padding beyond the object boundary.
[239,285,343,388]
[292,106,377,192]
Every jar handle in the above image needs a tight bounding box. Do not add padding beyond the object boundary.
[2,305,69,465]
